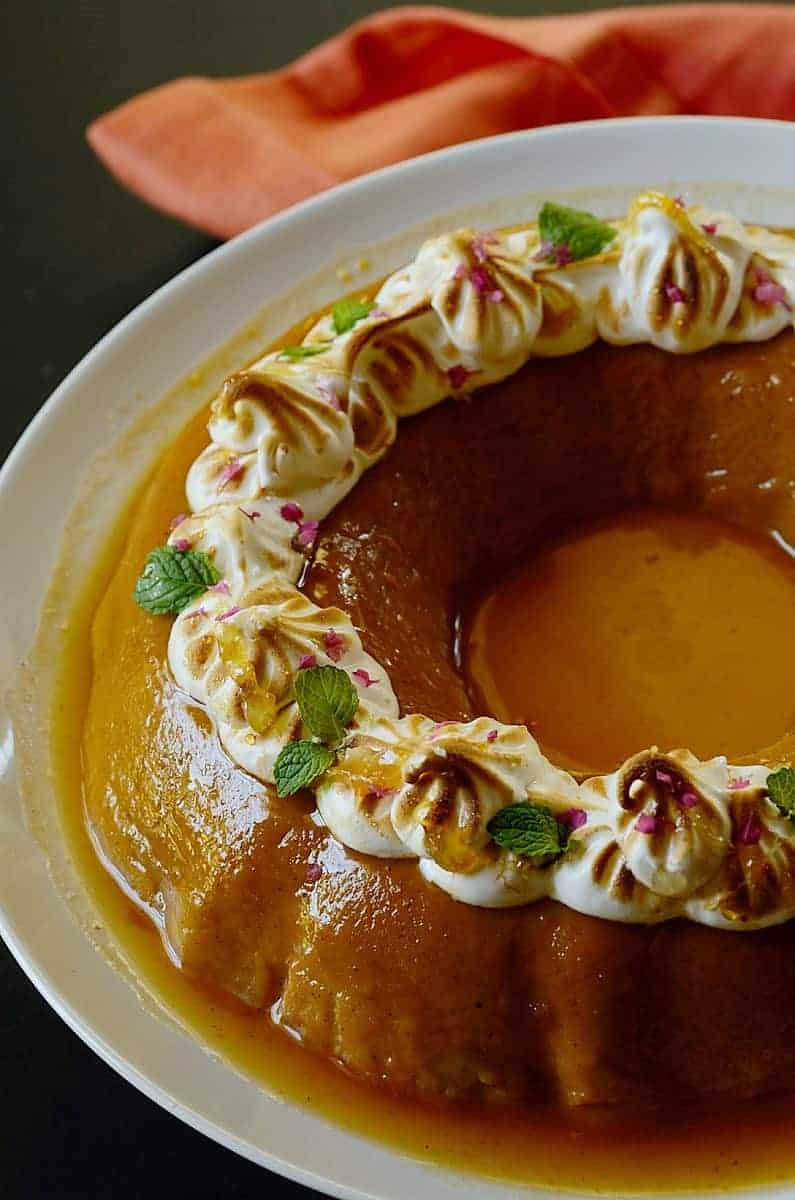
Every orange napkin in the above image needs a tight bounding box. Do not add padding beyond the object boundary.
[88,4,795,239]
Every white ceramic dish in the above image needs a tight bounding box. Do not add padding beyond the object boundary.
[3,116,795,1199]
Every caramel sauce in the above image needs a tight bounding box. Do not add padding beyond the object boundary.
[61,327,795,1192]
[465,510,795,775]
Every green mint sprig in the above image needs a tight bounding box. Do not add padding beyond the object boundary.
[274,665,360,797]
[538,202,617,263]
[768,767,795,820]
[332,298,374,335]
[274,741,335,797]
[133,545,219,615]
[487,802,568,860]
[279,343,331,360]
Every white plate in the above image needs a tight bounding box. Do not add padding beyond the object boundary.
[3,117,795,1200]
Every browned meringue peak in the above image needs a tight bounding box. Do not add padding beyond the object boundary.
[686,768,795,929]
[610,749,732,898]
[390,718,579,874]
[167,502,303,598]
[186,443,260,512]
[167,579,397,786]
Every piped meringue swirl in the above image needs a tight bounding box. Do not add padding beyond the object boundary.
[164,191,795,926]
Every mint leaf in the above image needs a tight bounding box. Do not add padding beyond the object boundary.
[133,545,219,615]
[332,298,374,335]
[295,665,359,747]
[538,202,617,262]
[274,740,334,797]
[487,802,566,859]
[768,767,795,819]
[279,343,331,360]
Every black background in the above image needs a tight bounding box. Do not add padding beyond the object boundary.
[3,1,724,1195]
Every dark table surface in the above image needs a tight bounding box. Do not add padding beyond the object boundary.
[3,1,729,1195]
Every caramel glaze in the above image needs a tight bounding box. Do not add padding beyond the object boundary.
[82,333,795,1186]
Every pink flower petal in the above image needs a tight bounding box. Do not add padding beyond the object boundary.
[753,280,791,310]
[280,502,303,523]
[304,862,323,885]
[469,265,493,295]
[701,222,717,235]
[655,769,674,786]
[208,580,231,595]
[238,507,260,522]
[728,776,752,791]
[297,520,319,547]
[216,606,241,622]
[171,538,191,552]
[447,364,477,390]
[366,785,395,801]
[533,240,553,263]
[318,382,343,411]
[298,653,317,670]
[553,243,573,268]
[635,813,659,834]
[562,808,588,831]
[486,730,498,743]
[323,629,346,661]
[352,668,377,687]
[168,512,189,532]
[665,283,687,304]
[736,813,762,846]
[185,606,208,620]
[471,233,498,262]
[488,288,505,303]
[217,458,244,491]
[679,791,699,809]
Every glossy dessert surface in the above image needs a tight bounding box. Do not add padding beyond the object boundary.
[82,332,795,1178]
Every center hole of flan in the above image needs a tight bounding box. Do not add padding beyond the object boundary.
[463,509,795,776]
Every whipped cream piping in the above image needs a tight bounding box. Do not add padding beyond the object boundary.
[166,191,795,926]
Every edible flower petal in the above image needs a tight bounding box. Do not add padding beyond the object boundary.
[665,283,687,304]
[216,606,242,622]
[736,812,763,845]
[217,458,244,491]
[323,629,346,662]
[297,520,319,547]
[280,501,304,523]
[447,364,477,390]
[352,668,377,687]
[752,267,792,310]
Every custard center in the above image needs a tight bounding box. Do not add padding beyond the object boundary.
[465,510,795,775]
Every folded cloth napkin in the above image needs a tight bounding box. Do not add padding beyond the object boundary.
[88,3,795,239]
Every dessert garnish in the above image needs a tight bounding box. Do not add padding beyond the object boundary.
[217,458,244,490]
[133,545,219,615]
[279,343,331,360]
[487,802,570,861]
[536,201,617,264]
[768,766,795,819]
[331,298,374,334]
[274,665,359,797]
